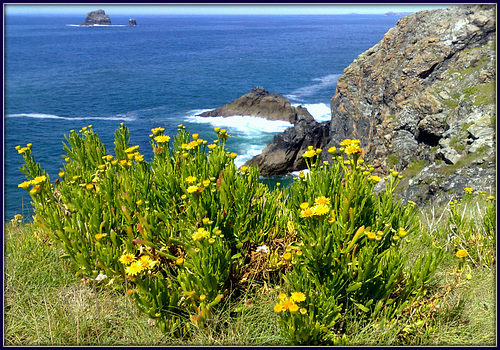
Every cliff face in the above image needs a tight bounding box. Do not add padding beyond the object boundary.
[324,4,496,206]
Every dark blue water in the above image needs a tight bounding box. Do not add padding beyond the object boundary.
[4,14,403,221]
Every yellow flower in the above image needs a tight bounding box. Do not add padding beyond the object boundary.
[274,303,284,313]
[18,181,31,190]
[15,145,21,150]
[151,127,165,135]
[192,227,209,241]
[345,144,361,155]
[340,139,352,146]
[391,170,399,177]
[300,308,307,315]
[208,144,216,150]
[187,185,201,194]
[328,146,337,154]
[14,214,23,220]
[185,176,197,184]
[300,208,315,218]
[202,179,211,186]
[139,255,156,269]
[299,171,305,179]
[175,257,184,265]
[300,202,309,210]
[456,249,468,258]
[33,175,47,184]
[290,292,306,303]
[86,184,94,190]
[312,204,330,216]
[214,127,221,133]
[125,262,144,276]
[26,143,32,149]
[154,135,171,143]
[134,154,144,162]
[202,217,210,224]
[192,133,199,140]
[29,185,42,195]
[280,299,295,310]
[230,152,237,159]
[314,196,330,206]
[125,145,139,153]
[283,252,292,261]
[315,148,322,155]
[487,196,495,201]
[366,231,376,240]
[464,187,473,195]
[302,149,317,158]
[240,166,248,173]
[370,176,381,183]
[398,229,407,237]
[278,293,287,301]
[95,233,104,240]
[119,253,136,265]
[58,171,65,178]
[289,304,299,313]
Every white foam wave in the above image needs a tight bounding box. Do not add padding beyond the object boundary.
[186,115,293,134]
[7,113,135,121]
[233,144,264,168]
[292,103,331,122]
[285,74,341,101]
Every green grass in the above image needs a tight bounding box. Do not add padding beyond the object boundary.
[4,199,496,346]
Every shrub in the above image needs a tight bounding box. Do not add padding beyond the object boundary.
[16,126,445,344]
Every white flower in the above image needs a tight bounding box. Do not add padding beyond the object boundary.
[95,273,107,282]
[256,245,269,254]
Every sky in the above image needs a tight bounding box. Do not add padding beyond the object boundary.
[4,4,450,16]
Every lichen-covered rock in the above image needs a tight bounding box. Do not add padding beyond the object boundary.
[80,9,111,26]
[321,4,495,207]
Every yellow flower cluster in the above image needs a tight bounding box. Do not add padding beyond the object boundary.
[151,127,165,136]
[456,249,468,258]
[192,227,210,241]
[119,253,157,276]
[365,230,385,241]
[464,187,473,195]
[15,143,32,154]
[154,135,171,143]
[300,196,331,218]
[124,145,144,162]
[274,292,307,314]
[340,139,362,155]
[18,175,47,195]
[302,145,322,158]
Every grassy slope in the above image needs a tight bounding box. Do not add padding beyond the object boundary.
[4,205,496,346]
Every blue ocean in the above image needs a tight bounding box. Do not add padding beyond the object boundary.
[4,13,404,221]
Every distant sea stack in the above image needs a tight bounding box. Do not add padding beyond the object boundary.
[80,9,111,26]
[128,19,137,26]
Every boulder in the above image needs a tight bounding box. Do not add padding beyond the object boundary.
[198,87,314,124]
[80,9,111,26]
[244,119,330,176]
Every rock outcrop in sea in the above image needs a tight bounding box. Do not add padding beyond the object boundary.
[80,9,112,26]
[198,87,314,124]
[128,19,137,26]
[249,4,496,207]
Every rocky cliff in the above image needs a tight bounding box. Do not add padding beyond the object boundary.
[251,4,496,207]
[80,9,111,26]
[198,87,314,124]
